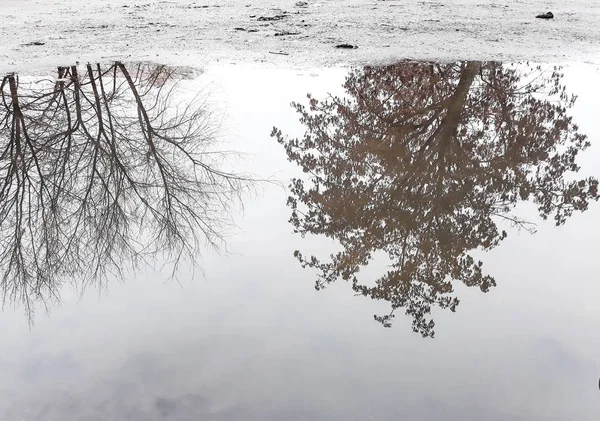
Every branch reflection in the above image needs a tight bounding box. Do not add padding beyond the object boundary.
[0,62,251,319]
[273,61,598,337]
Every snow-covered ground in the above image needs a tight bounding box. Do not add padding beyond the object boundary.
[1,0,600,74]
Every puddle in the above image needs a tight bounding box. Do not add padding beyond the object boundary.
[1,60,599,420]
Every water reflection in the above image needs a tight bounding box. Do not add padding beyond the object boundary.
[0,62,251,320]
[273,61,599,336]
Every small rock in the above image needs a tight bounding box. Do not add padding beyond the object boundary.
[335,44,358,49]
[274,31,300,36]
[22,41,45,46]
[295,1,308,6]
[536,11,554,19]
[257,14,287,21]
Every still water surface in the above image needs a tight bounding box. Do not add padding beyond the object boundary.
[0,61,599,420]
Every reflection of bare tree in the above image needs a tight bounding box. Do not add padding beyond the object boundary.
[0,62,251,319]
[273,61,599,337]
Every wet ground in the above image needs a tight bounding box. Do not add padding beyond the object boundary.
[2,0,600,74]
[0,60,599,420]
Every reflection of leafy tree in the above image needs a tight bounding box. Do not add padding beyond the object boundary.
[0,62,251,319]
[273,61,598,337]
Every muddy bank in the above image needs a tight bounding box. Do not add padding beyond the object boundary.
[1,0,600,73]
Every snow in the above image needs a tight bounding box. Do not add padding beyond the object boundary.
[1,0,600,74]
